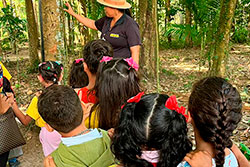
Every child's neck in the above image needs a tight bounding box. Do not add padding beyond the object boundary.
[43,82,54,88]
[60,122,88,138]
[193,127,215,157]
[86,73,96,90]
[193,125,230,158]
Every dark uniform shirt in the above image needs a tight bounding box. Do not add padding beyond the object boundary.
[95,14,141,58]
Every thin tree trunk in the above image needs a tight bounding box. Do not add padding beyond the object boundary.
[78,0,91,44]
[139,0,158,78]
[89,0,98,40]
[166,0,171,43]
[41,0,60,61]
[0,40,2,57]
[185,2,192,46]
[210,0,237,77]
[25,0,39,69]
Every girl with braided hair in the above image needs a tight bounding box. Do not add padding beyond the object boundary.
[12,61,64,156]
[178,77,246,167]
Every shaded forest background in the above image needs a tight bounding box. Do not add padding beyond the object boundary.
[0,0,249,79]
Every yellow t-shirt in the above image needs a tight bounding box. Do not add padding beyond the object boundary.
[26,96,46,127]
[0,62,12,80]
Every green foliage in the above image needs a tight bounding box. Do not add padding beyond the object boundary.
[232,0,249,44]
[0,5,27,51]
[232,27,249,43]
[164,24,200,44]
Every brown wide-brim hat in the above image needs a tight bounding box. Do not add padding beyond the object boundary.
[97,0,131,9]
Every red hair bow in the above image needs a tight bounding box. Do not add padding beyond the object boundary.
[121,92,144,109]
[165,95,189,122]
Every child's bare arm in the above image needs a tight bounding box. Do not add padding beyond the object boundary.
[12,102,32,126]
[44,155,56,167]
[231,143,250,167]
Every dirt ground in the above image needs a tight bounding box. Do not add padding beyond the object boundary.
[2,44,250,166]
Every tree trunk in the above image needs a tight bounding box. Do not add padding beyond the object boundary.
[41,0,60,61]
[139,0,159,78]
[0,40,2,57]
[166,0,171,43]
[89,0,98,40]
[210,0,237,77]
[185,1,192,46]
[78,0,91,44]
[25,0,39,69]
[2,0,7,7]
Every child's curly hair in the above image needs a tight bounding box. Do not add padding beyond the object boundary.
[112,93,192,167]
[38,61,63,84]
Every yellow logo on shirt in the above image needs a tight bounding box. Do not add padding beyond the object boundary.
[110,33,119,38]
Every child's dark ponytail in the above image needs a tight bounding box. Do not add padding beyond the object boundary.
[112,102,153,167]
[38,61,63,84]
[188,77,242,167]
[112,93,192,167]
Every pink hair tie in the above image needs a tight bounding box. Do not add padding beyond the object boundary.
[100,56,113,63]
[75,58,84,64]
[124,57,139,71]
[165,95,189,122]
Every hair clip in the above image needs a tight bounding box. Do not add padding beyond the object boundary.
[38,62,46,67]
[75,58,84,64]
[121,92,144,109]
[124,58,139,71]
[100,56,113,63]
[55,61,61,65]
[165,96,188,122]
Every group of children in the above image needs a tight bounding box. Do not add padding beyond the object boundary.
[0,39,249,167]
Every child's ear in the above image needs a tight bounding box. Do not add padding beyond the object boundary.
[45,123,54,132]
[58,73,63,82]
[37,75,43,83]
[187,111,192,123]
[83,62,88,73]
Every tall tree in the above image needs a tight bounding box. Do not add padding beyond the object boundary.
[210,0,237,77]
[78,0,91,44]
[185,0,192,46]
[165,0,171,42]
[41,0,60,61]
[139,0,160,81]
[25,0,39,69]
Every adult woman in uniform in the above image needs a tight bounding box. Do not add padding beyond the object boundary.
[64,0,141,64]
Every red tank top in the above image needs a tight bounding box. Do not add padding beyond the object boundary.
[77,87,96,104]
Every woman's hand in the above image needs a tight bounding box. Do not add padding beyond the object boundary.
[44,155,56,167]
[64,2,75,16]
[0,93,14,115]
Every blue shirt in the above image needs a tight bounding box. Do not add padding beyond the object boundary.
[61,128,103,147]
[177,150,238,167]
